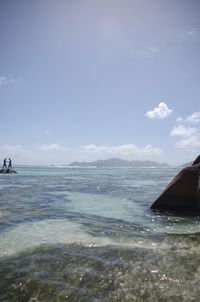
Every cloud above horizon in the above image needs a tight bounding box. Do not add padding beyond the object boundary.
[176,112,200,125]
[37,144,67,151]
[0,144,25,157]
[171,112,200,150]
[0,143,69,165]
[0,142,163,165]
[145,102,172,119]
[185,112,200,124]
[170,125,197,138]
[78,144,163,157]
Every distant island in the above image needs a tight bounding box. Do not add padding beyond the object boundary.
[68,158,170,168]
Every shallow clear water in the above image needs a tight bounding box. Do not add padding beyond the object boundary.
[1,166,200,301]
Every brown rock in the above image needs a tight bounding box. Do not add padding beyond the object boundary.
[151,155,200,211]
[192,155,200,165]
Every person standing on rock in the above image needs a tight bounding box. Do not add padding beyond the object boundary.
[3,158,7,170]
[8,158,12,170]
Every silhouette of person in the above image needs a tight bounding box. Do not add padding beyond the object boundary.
[8,158,12,170]
[3,158,7,170]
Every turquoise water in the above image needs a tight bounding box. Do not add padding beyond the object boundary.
[1,166,200,301]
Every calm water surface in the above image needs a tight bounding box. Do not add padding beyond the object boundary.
[0,166,200,301]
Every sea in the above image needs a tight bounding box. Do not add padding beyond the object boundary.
[0,166,200,301]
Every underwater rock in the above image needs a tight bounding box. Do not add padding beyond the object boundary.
[151,155,200,212]
[0,169,17,174]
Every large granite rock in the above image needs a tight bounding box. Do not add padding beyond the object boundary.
[151,155,200,211]
[0,169,17,174]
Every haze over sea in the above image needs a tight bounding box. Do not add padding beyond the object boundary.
[1,166,200,301]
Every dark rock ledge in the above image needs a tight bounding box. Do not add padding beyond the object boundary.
[151,155,200,212]
[0,169,17,174]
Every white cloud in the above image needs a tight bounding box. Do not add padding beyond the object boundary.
[175,112,200,125]
[145,102,172,119]
[37,144,67,151]
[78,144,162,156]
[170,125,200,150]
[0,75,19,87]
[171,111,200,151]
[176,117,183,123]
[0,144,70,165]
[175,136,200,149]
[0,143,163,164]
[185,112,200,124]
[170,125,197,138]
[0,143,67,155]
[0,144,25,157]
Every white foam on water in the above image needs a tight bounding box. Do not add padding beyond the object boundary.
[0,219,116,257]
[0,217,171,258]
[56,192,144,224]
[2,217,198,259]
[163,223,200,234]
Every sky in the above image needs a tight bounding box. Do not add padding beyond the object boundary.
[0,0,200,165]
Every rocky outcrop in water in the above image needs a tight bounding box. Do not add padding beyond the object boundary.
[151,155,200,212]
[0,169,17,174]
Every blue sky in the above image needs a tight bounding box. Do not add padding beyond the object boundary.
[0,0,200,165]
